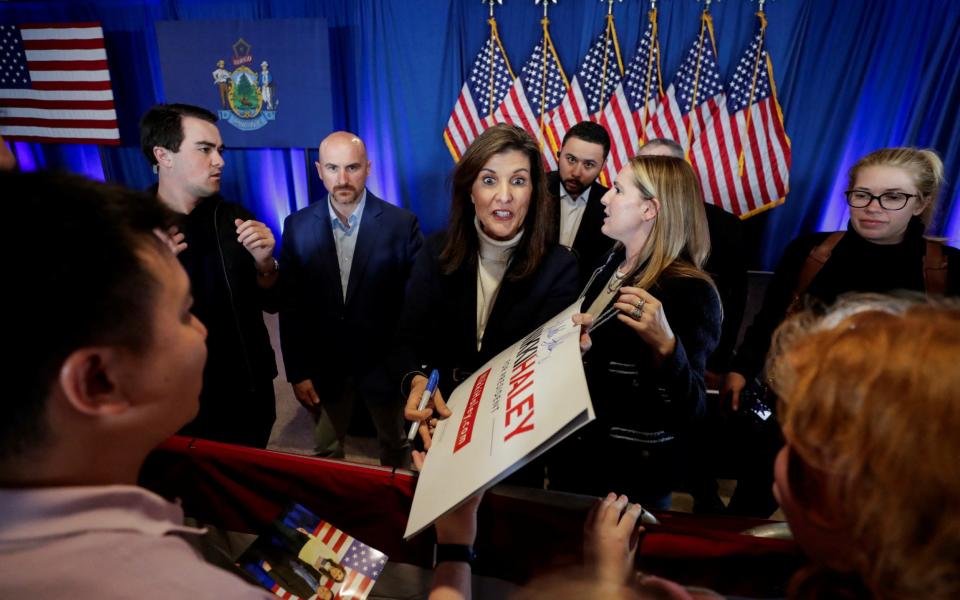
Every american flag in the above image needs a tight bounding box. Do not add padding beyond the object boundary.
[443,26,514,162]
[598,9,662,185]
[0,22,119,144]
[492,29,568,170]
[545,20,623,176]
[644,12,724,155]
[691,14,790,216]
[310,520,387,600]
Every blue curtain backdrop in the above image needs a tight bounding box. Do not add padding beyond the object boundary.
[3,0,959,268]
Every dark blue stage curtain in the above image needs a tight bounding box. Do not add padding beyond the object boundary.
[3,0,959,267]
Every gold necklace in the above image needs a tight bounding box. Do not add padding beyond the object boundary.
[606,268,627,293]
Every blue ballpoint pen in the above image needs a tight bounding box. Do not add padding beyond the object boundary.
[407,369,440,441]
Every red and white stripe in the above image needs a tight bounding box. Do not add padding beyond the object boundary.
[690,94,790,216]
[335,570,375,599]
[443,84,483,162]
[311,520,352,559]
[598,87,655,184]
[309,521,378,599]
[0,23,119,144]
[492,78,557,171]
[543,77,588,166]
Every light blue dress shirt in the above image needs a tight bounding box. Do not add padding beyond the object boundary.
[328,190,366,300]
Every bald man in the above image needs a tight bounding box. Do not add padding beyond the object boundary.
[278,132,423,466]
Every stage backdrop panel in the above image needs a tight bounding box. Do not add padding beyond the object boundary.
[156,18,332,148]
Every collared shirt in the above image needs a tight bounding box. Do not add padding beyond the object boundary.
[0,485,272,599]
[328,190,367,300]
[558,185,591,247]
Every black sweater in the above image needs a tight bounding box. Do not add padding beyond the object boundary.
[732,218,960,380]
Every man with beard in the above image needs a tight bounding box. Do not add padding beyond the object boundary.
[279,131,422,467]
[549,121,614,284]
[140,103,280,448]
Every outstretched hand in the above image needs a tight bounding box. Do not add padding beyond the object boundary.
[584,492,646,585]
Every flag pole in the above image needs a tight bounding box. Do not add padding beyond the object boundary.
[639,1,659,144]
[597,0,624,115]
[486,0,500,120]
[537,0,557,152]
[737,7,768,176]
[684,8,708,161]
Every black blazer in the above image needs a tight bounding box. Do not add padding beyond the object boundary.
[702,202,748,371]
[394,232,579,399]
[278,192,423,397]
[547,171,614,284]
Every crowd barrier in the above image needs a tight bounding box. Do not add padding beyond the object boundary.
[140,436,804,596]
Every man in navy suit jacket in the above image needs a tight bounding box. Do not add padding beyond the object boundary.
[279,132,423,467]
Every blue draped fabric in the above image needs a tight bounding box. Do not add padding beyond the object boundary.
[2,0,959,267]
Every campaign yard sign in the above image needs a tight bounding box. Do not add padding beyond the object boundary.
[404,302,594,539]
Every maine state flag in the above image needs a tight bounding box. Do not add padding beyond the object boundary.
[156,18,332,148]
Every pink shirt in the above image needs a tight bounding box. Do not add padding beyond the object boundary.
[0,484,273,599]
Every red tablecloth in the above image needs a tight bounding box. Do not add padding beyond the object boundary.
[140,436,803,595]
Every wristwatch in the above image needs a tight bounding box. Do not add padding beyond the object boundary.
[434,543,476,566]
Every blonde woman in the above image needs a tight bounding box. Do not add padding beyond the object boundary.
[723,147,960,517]
[549,155,721,509]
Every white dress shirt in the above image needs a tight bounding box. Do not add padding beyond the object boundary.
[558,185,591,248]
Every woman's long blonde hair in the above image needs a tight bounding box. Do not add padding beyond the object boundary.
[619,155,712,290]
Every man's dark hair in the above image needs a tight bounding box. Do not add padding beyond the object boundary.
[561,121,611,159]
[642,137,684,159]
[139,103,217,165]
[4,171,175,460]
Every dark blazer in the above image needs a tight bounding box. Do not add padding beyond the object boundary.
[702,202,748,372]
[547,171,614,284]
[394,232,579,399]
[549,250,722,502]
[279,192,423,398]
[732,217,960,381]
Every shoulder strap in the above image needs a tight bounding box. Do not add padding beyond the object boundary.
[794,232,844,298]
[923,239,948,296]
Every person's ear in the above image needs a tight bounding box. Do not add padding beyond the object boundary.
[644,197,661,221]
[153,146,174,170]
[57,347,131,417]
[912,195,931,217]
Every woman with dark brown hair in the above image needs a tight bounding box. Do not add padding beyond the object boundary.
[398,124,579,445]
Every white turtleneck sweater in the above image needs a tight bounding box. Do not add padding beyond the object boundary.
[475,218,522,350]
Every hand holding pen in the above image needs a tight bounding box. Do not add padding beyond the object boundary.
[404,369,450,450]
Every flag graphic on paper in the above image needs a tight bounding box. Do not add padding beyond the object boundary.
[545,21,623,180]
[690,12,790,216]
[0,22,119,144]
[443,25,514,162]
[492,25,569,170]
[237,503,387,600]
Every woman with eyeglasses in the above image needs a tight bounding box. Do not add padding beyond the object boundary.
[547,154,722,510]
[720,146,960,517]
